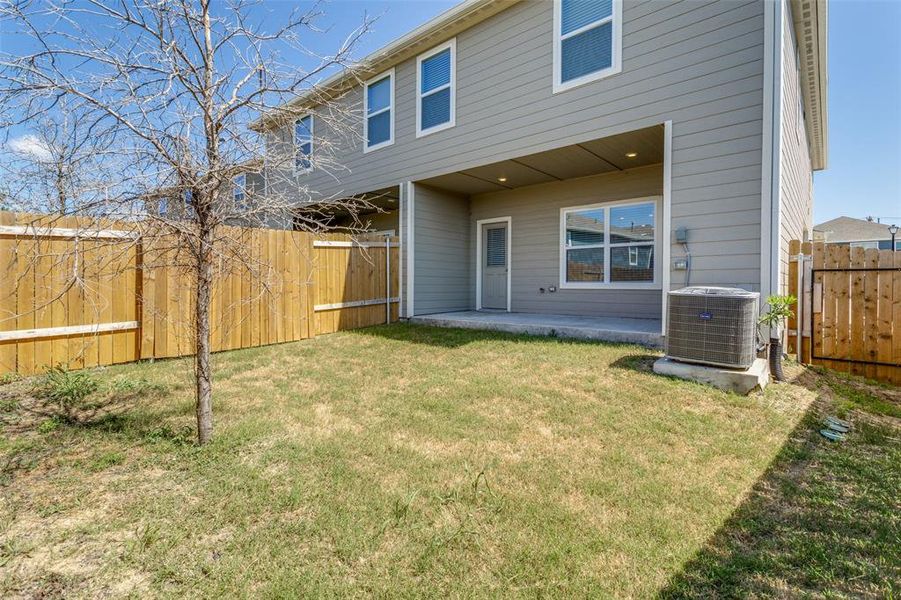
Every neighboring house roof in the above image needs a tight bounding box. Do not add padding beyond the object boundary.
[251,0,520,132]
[813,216,894,243]
[790,0,828,170]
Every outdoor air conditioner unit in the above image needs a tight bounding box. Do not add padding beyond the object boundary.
[665,287,760,369]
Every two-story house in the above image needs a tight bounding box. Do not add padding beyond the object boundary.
[255,0,827,344]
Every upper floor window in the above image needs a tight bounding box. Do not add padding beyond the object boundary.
[553,0,622,93]
[560,199,657,288]
[233,173,246,207]
[180,189,197,219]
[416,39,456,137]
[295,115,313,172]
[364,69,394,152]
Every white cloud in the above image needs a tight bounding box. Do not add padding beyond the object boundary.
[8,134,53,161]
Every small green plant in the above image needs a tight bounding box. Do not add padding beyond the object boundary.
[90,451,125,471]
[37,417,61,434]
[759,295,796,382]
[36,367,100,421]
[0,372,21,386]
[758,294,796,332]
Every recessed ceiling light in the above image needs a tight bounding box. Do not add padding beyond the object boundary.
[497,177,507,182]
[625,152,638,158]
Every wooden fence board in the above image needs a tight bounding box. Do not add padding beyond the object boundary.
[97,243,114,367]
[80,240,99,370]
[65,241,85,371]
[33,237,53,371]
[788,240,800,355]
[0,212,16,373]
[791,240,900,385]
[876,250,893,383]
[0,210,399,376]
[240,230,252,348]
[810,242,824,366]
[862,248,879,379]
[800,241,812,364]
[848,247,866,375]
[894,251,901,384]
[16,229,36,374]
[50,236,68,368]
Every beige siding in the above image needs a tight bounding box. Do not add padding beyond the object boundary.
[778,0,814,295]
[469,165,663,318]
[269,0,768,301]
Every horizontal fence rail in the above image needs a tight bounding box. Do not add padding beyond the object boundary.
[0,211,400,376]
[788,239,900,385]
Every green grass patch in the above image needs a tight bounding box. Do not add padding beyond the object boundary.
[0,324,897,598]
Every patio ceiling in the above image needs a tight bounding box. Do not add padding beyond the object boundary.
[419,125,664,195]
[298,185,399,220]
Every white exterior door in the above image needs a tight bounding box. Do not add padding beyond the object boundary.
[481,222,508,310]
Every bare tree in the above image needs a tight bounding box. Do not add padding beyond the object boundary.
[0,0,377,444]
[1,105,108,214]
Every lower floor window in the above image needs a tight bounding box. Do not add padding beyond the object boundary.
[562,200,656,286]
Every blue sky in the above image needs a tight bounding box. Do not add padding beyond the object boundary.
[3,0,898,226]
[811,0,901,225]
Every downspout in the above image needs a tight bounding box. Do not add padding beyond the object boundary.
[661,121,672,337]
[760,0,784,336]
[770,0,785,301]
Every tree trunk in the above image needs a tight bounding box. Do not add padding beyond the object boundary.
[56,166,66,214]
[194,224,214,444]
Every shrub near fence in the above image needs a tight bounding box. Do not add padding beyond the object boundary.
[0,211,399,375]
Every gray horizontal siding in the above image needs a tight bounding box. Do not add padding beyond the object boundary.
[269,0,767,293]
[468,165,663,319]
[413,184,471,315]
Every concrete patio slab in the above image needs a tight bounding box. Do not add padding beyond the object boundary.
[410,310,662,347]
[653,357,770,394]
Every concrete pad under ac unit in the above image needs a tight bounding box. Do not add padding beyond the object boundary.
[652,357,770,395]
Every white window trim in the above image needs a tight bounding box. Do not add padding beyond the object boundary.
[415,38,456,138]
[294,114,313,175]
[363,68,395,153]
[559,197,661,290]
[552,0,623,94]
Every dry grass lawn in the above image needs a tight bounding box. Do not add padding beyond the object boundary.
[0,324,897,598]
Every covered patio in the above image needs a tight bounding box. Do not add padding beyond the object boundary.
[410,310,662,347]
[403,124,668,332]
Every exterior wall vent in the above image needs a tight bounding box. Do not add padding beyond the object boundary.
[665,287,760,369]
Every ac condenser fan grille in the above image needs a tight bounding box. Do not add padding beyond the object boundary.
[665,287,759,369]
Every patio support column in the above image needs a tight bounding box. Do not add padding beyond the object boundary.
[662,120,673,337]
[399,181,415,318]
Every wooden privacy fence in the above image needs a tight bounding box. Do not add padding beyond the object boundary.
[788,239,901,385]
[0,211,399,376]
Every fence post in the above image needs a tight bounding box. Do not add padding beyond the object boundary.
[801,241,813,363]
[385,236,390,324]
[788,239,800,355]
[134,236,144,361]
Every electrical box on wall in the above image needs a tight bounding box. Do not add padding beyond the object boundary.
[675,227,688,243]
[673,258,688,270]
